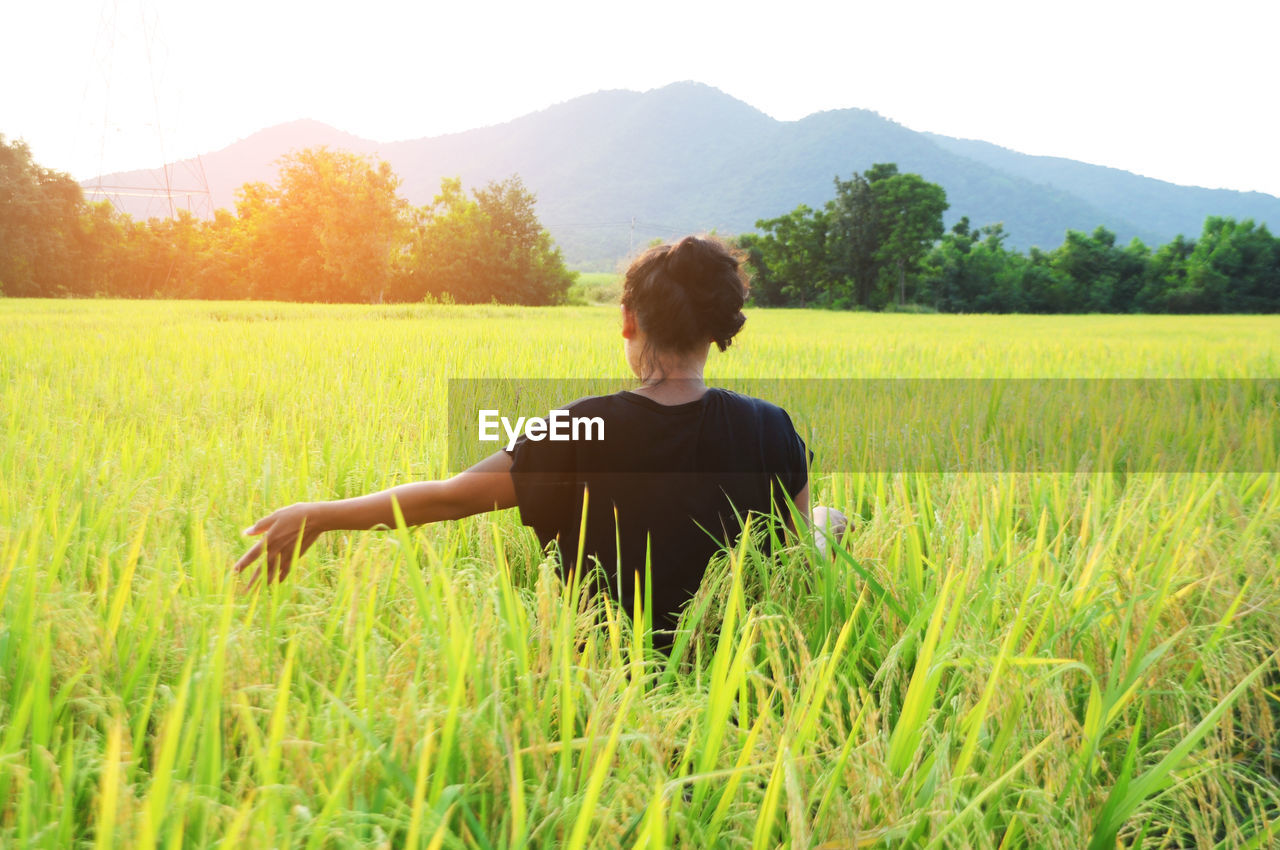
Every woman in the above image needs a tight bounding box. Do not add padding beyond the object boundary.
[234,235,845,641]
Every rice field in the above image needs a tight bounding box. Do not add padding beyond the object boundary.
[1,300,1278,848]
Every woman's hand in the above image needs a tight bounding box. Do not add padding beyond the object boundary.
[811,505,849,559]
[233,502,328,585]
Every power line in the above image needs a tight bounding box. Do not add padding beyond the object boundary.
[139,0,172,217]
[85,0,212,221]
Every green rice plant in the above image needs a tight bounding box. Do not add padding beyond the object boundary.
[1,301,1278,847]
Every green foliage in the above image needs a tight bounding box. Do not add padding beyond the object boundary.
[742,204,833,306]
[742,162,1280,313]
[0,135,89,296]
[742,163,949,309]
[922,219,1027,312]
[918,216,1280,314]
[0,142,573,305]
[6,132,1278,314]
[235,147,409,302]
[1187,217,1280,312]
[868,166,950,305]
[407,175,576,306]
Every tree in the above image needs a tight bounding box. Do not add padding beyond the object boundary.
[828,164,948,307]
[1186,217,1279,312]
[1136,234,1194,311]
[828,171,880,307]
[237,147,409,302]
[746,204,832,306]
[923,220,1025,312]
[408,175,575,305]
[732,233,780,305]
[0,135,87,296]
[76,200,128,295]
[872,168,949,304]
[1047,226,1151,312]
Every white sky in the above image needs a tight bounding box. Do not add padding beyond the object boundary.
[2,0,1277,196]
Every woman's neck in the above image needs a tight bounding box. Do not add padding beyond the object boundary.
[634,365,707,405]
[627,338,711,404]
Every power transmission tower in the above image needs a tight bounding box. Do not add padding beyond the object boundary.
[82,0,213,220]
[84,155,214,219]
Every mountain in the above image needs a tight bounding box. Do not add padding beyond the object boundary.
[84,119,382,216]
[84,82,1280,269]
[920,133,1280,245]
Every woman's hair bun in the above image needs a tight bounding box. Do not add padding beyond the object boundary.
[621,235,750,354]
[665,236,718,286]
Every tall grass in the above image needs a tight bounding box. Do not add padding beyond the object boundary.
[1,300,1277,847]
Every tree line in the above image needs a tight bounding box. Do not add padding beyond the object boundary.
[736,163,1279,313]
[5,134,1277,312]
[0,136,576,304]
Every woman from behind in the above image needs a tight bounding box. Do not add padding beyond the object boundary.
[234,235,846,647]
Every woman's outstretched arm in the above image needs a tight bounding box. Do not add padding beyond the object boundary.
[233,451,516,584]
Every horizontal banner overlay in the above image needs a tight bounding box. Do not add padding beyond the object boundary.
[447,379,1279,473]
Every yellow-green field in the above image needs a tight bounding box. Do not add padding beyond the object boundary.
[1,300,1278,848]
[568,273,623,306]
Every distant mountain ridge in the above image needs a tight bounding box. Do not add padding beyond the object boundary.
[86,82,1280,269]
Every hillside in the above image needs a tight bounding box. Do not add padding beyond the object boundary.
[85,82,1280,269]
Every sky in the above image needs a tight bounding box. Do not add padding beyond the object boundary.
[2,0,1277,197]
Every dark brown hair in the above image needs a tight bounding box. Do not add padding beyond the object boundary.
[620,235,750,356]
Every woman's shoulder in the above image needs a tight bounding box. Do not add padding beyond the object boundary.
[708,387,797,422]
[556,392,622,413]
[556,387,795,426]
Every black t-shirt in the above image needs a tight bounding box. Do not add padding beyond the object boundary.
[504,387,811,634]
